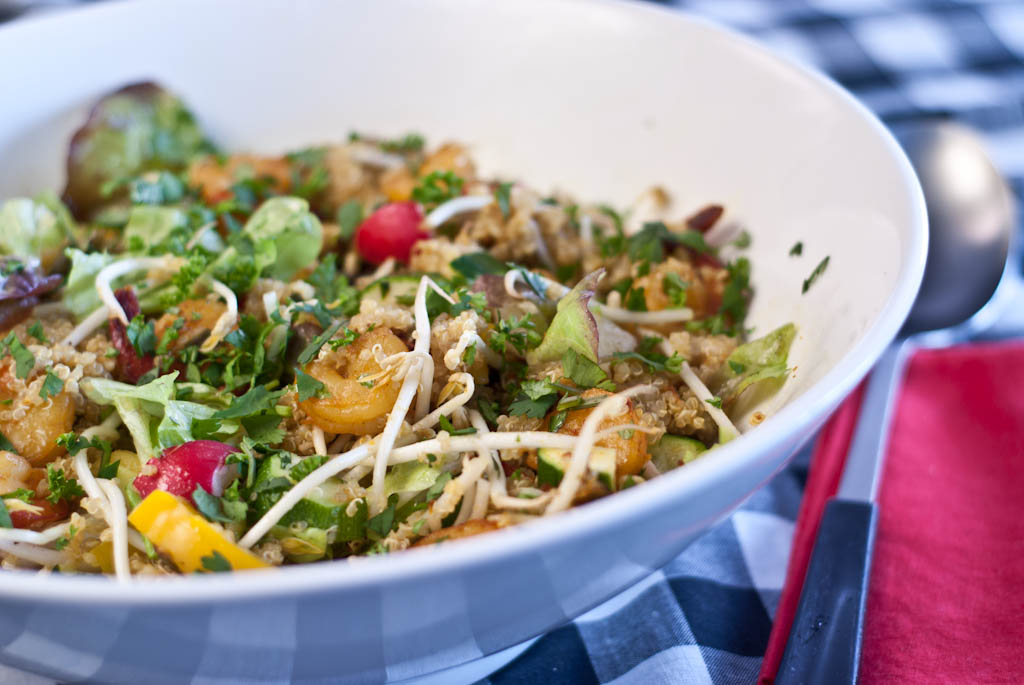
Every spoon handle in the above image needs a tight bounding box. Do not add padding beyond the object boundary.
[774,498,877,685]
[775,342,911,685]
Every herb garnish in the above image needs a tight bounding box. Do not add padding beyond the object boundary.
[45,465,84,504]
[802,256,830,294]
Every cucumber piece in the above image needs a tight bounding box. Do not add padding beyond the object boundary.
[384,460,442,497]
[537,446,617,491]
[249,455,368,542]
[270,525,329,563]
[359,275,420,306]
[649,434,707,473]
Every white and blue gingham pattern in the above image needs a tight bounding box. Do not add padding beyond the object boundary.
[2,1,1023,683]
[489,0,1024,682]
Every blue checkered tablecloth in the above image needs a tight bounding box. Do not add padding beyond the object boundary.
[487,1,1024,683]
[2,1,1024,684]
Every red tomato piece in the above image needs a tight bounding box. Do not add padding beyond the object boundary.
[355,202,428,264]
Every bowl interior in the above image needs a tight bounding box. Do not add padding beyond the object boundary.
[0,0,925,603]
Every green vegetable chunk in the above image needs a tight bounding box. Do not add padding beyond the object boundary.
[526,269,603,365]
[63,82,208,220]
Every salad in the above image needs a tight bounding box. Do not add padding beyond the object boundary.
[0,82,794,579]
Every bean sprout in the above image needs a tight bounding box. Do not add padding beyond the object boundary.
[96,256,183,324]
[199,279,238,353]
[424,195,493,229]
[61,305,108,347]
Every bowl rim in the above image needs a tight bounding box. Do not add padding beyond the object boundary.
[0,0,927,605]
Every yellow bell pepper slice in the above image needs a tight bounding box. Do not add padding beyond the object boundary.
[90,540,115,574]
[128,490,268,573]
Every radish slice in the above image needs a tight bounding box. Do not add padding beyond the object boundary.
[133,440,240,499]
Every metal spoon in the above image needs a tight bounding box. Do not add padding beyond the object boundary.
[775,121,1016,685]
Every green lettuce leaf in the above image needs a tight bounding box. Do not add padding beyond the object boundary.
[716,323,796,406]
[62,248,115,320]
[239,197,323,282]
[526,269,602,365]
[0,194,75,268]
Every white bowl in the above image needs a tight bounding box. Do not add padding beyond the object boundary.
[0,0,926,682]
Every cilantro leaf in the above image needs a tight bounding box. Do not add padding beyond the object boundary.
[192,484,235,523]
[57,432,116,478]
[450,252,508,281]
[367,494,399,540]
[706,396,723,409]
[624,287,647,312]
[425,472,451,502]
[495,182,513,220]
[241,413,285,444]
[562,349,614,390]
[612,337,683,374]
[508,379,559,418]
[199,550,233,573]
[295,368,326,402]
[297,321,343,365]
[54,524,77,551]
[0,498,11,529]
[789,241,803,257]
[336,201,364,241]
[212,385,286,420]
[45,465,84,504]
[39,369,63,400]
[719,257,751,333]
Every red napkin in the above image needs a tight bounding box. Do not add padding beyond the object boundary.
[760,341,1024,683]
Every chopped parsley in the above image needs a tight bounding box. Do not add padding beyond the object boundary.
[462,342,477,366]
[2,488,33,502]
[39,369,64,400]
[411,171,463,209]
[57,432,117,479]
[0,499,11,529]
[1,333,34,379]
[789,241,803,257]
[802,256,830,294]
[438,414,476,436]
[706,396,723,409]
[26,321,47,344]
[126,315,157,356]
[663,273,689,308]
[45,465,84,504]
[718,257,751,334]
[380,132,425,154]
[54,525,77,551]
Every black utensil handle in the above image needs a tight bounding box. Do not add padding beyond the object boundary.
[775,498,878,685]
